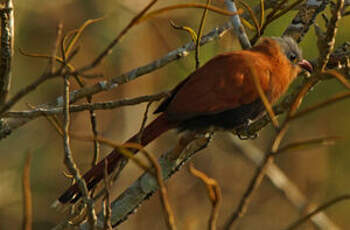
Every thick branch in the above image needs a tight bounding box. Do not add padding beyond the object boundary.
[0,0,13,105]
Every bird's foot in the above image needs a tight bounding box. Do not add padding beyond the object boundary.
[237,132,258,140]
[235,122,258,140]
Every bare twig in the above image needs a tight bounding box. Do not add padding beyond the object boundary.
[0,71,63,115]
[225,0,251,49]
[103,159,112,230]
[0,0,312,140]
[224,74,321,229]
[58,21,233,106]
[291,91,350,121]
[251,0,309,44]
[0,2,275,138]
[226,134,340,230]
[4,91,169,119]
[88,108,100,167]
[224,141,276,229]
[80,0,159,71]
[223,4,329,225]
[132,143,177,230]
[76,137,178,230]
[71,48,348,229]
[73,133,212,229]
[236,0,333,138]
[259,0,265,29]
[49,22,63,73]
[0,43,80,116]
[64,17,105,57]
[169,20,198,42]
[60,36,97,227]
[22,152,32,230]
[64,18,105,167]
[237,0,261,35]
[195,0,211,69]
[283,0,329,41]
[248,59,279,128]
[250,0,289,44]
[138,3,242,24]
[275,136,341,155]
[0,0,13,105]
[319,0,344,71]
[137,101,153,144]
[113,142,178,230]
[285,194,350,230]
[19,49,76,72]
[52,1,348,228]
[226,0,278,130]
[189,163,221,230]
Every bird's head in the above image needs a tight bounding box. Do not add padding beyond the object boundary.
[271,36,313,73]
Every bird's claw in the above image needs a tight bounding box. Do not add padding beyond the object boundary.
[236,123,258,140]
[237,132,258,140]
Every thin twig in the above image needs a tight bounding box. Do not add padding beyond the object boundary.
[138,3,242,24]
[121,144,177,230]
[60,31,97,227]
[80,0,159,71]
[283,0,329,41]
[130,143,177,230]
[226,0,280,131]
[248,59,279,129]
[22,152,32,230]
[275,136,341,155]
[49,22,63,73]
[136,101,153,144]
[64,18,106,167]
[290,91,350,121]
[226,0,279,131]
[53,1,344,228]
[78,137,177,230]
[4,91,169,119]
[224,73,321,229]
[0,62,70,115]
[250,0,289,44]
[189,163,221,230]
[0,2,248,121]
[319,0,344,71]
[19,49,76,73]
[225,0,251,49]
[73,133,212,230]
[237,0,261,35]
[195,0,211,69]
[252,0,305,44]
[103,159,112,230]
[57,21,234,106]
[169,20,198,42]
[285,194,350,230]
[226,134,340,230]
[0,1,305,140]
[259,0,265,29]
[64,17,105,57]
[237,0,332,138]
[0,0,13,105]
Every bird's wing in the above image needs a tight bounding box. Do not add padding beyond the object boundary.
[164,51,272,121]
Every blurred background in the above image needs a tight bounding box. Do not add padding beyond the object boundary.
[0,0,350,229]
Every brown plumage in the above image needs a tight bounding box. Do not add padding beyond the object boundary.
[55,37,312,205]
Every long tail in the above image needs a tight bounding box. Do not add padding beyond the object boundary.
[56,113,177,205]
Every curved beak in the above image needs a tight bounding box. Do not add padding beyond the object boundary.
[298,59,313,73]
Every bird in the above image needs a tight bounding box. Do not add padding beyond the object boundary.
[55,36,313,206]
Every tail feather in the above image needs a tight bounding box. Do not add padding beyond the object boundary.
[56,113,177,205]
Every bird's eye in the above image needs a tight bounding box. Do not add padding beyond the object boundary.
[288,53,297,63]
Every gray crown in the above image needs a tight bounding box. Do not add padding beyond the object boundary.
[272,36,303,64]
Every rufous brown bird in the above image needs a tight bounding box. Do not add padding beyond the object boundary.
[55,36,313,205]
